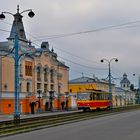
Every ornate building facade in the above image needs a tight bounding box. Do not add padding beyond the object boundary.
[0,8,69,114]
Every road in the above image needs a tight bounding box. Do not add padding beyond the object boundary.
[1,110,140,140]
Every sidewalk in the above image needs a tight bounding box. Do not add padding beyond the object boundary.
[0,110,81,122]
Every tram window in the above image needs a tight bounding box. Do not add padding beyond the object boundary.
[93,94,95,100]
[90,93,92,100]
[96,94,100,100]
[77,93,90,100]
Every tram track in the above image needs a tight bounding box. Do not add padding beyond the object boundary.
[0,105,140,137]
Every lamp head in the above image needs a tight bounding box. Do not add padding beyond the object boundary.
[0,13,5,20]
[100,59,104,63]
[115,58,118,62]
[28,10,35,18]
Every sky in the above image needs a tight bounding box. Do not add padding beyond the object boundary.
[1,0,140,87]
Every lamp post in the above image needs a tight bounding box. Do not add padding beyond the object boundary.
[133,73,140,104]
[65,92,69,111]
[37,90,41,109]
[0,5,35,123]
[49,90,54,112]
[100,58,118,102]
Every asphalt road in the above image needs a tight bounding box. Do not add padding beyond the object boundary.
[1,110,140,140]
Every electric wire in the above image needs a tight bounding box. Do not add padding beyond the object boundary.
[32,20,140,41]
[1,20,140,77]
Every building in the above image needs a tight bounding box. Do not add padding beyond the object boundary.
[68,76,115,108]
[114,73,136,106]
[120,73,130,90]
[0,7,69,114]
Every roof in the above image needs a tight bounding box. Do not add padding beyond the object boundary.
[69,76,110,84]
[115,87,126,92]
[69,76,95,84]
[120,73,130,84]
[58,61,69,69]
[8,12,27,42]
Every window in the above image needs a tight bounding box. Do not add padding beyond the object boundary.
[19,83,22,92]
[37,67,41,81]
[44,68,48,82]
[50,69,54,83]
[37,83,41,90]
[19,64,23,76]
[44,84,48,93]
[50,84,54,91]
[57,73,62,80]
[77,93,90,100]
[25,61,32,76]
[58,84,61,93]
[27,82,30,92]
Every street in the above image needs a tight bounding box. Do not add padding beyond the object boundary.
[1,110,140,140]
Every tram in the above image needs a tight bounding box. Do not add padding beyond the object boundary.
[77,90,112,111]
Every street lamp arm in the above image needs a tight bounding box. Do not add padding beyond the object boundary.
[20,9,33,14]
[101,58,118,64]
[110,58,118,63]
[2,12,14,16]
[101,58,109,63]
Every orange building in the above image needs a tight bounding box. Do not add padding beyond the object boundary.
[0,7,69,114]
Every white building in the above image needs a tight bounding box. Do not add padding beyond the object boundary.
[114,73,136,106]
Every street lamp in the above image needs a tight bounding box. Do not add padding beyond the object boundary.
[133,73,140,104]
[100,58,118,102]
[65,92,69,111]
[37,90,42,110]
[49,90,54,112]
[0,5,35,123]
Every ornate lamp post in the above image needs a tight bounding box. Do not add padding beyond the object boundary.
[65,92,69,111]
[49,90,54,112]
[0,5,35,123]
[37,90,42,112]
[100,58,118,102]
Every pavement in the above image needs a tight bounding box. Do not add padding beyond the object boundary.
[0,110,81,122]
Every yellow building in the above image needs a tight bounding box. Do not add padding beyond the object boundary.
[0,7,69,114]
[68,76,115,108]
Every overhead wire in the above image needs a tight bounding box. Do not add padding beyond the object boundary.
[1,19,140,75]
[32,20,140,41]
[58,56,107,70]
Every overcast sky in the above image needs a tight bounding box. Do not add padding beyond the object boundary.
[1,0,140,87]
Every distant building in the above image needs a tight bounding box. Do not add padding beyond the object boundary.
[120,73,130,90]
[114,73,136,106]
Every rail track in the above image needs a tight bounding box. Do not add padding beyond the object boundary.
[0,105,140,137]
